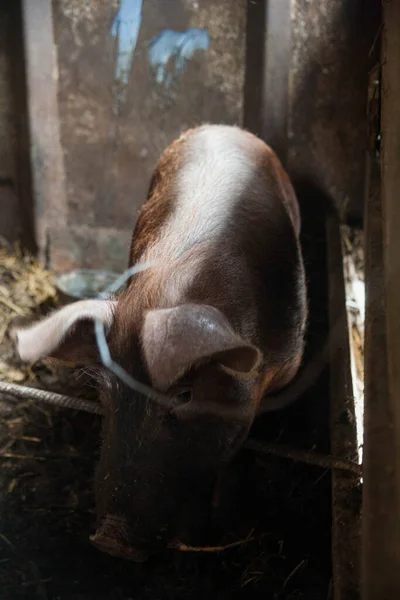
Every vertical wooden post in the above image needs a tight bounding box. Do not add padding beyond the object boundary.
[363,1,400,596]
[243,0,266,137]
[363,150,400,599]
[21,0,66,264]
[243,0,291,165]
[261,0,291,166]
[381,2,400,501]
[327,211,361,600]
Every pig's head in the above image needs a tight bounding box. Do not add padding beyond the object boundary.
[14,299,261,561]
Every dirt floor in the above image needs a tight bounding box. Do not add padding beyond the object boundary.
[0,195,334,600]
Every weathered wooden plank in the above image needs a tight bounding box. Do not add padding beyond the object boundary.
[262,0,291,165]
[289,0,379,224]
[9,0,36,253]
[327,211,361,600]
[275,2,371,595]
[0,2,19,242]
[243,0,265,136]
[244,0,377,220]
[362,149,400,599]
[362,1,400,596]
[243,0,291,165]
[21,0,67,264]
[381,2,400,503]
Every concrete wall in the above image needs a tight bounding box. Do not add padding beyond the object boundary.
[49,0,246,271]
[0,0,378,270]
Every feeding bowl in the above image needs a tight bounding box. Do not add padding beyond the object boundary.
[56,269,122,304]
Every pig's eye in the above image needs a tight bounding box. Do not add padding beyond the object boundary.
[176,390,191,403]
[170,387,192,407]
[164,388,193,429]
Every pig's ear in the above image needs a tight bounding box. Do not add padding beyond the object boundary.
[142,304,261,391]
[13,299,116,365]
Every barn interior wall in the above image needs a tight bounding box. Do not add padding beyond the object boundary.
[0,0,380,269]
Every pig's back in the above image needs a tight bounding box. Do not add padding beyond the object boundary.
[139,125,298,263]
[129,125,306,360]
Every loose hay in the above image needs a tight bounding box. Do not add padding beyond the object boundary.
[0,244,101,596]
[170,531,255,553]
[0,242,55,454]
[0,241,57,380]
[0,241,98,454]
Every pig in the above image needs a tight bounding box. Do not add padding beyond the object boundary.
[14,125,307,561]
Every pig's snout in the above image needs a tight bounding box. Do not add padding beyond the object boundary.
[90,514,148,563]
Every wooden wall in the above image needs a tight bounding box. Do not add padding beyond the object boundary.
[0,3,20,243]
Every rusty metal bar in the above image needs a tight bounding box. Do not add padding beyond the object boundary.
[21,0,67,264]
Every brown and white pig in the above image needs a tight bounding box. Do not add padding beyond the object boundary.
[14,125,307,561]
